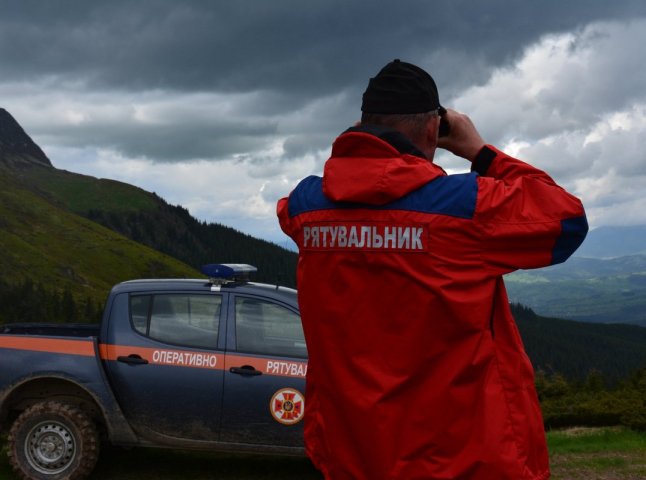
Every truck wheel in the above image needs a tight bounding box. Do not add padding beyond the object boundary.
[7,401,99,480]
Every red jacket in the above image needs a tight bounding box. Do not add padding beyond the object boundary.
[277,126,587,480]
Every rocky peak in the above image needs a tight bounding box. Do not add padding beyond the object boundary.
[0,108,52,168]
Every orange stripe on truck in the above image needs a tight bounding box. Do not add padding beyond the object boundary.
[1,336,308,378]
[0,336,95,356]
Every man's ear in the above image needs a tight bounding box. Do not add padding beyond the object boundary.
[426,115,441,147]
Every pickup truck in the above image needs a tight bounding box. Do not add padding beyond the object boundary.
[0,265,307,480]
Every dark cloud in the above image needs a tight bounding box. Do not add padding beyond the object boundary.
[3,0,646,98]
[43,115,278,161]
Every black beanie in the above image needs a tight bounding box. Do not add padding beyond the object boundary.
[361,59,441,114]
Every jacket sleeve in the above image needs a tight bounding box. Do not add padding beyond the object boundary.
[472,145,588,275]
[276,196,295,238]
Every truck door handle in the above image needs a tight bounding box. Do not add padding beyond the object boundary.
[229,365,262,376]
[117,354,149,365]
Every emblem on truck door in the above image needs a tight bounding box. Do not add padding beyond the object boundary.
[270,388,305,425]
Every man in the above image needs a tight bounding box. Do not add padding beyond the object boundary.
[277,59,587,480]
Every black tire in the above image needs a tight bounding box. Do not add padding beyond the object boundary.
[7,401,99,480]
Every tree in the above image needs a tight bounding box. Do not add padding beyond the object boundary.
[584,369,606,393]
[60,286,77,323]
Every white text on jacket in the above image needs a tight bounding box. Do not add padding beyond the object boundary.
[302,222,428,252]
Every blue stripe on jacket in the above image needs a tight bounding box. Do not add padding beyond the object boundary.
[551,216,589,265]
[288,173,479,219]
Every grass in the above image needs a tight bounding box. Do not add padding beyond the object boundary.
[547,427,646,479]
[1,427,644,479]
[27,167,159,214]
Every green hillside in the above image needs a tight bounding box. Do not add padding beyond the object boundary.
[26,166,160,214]
[18,164,297,289]
[0,167,199,314]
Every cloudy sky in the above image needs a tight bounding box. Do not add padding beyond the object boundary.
[2,1,646,247]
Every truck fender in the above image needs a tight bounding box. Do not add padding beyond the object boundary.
[0,348,138,446]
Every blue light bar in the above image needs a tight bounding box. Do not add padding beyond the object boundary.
[200,264,257,282]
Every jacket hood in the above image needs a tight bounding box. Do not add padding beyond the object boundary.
[322,126,445,205]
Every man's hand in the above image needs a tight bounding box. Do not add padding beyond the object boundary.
[436,109,486,162]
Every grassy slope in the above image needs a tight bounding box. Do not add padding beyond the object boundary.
[25,166,159,214]
[13,164,298,288]
[0,169,198,305]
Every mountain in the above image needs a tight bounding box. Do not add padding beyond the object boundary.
[0,108,199,307]
[0,108,297,314]
[0,108,52,168]
[504,221,646,327]
[505,253,646,326]
[575,225,646,258]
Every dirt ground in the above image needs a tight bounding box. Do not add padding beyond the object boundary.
[549,451,646,480]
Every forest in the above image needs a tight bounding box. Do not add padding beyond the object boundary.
[0,278,103,325]
[537,367,646,431]
[85,201,297,289]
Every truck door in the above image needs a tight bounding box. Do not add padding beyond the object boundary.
[220,294,307,447]
[103,291,226,441]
